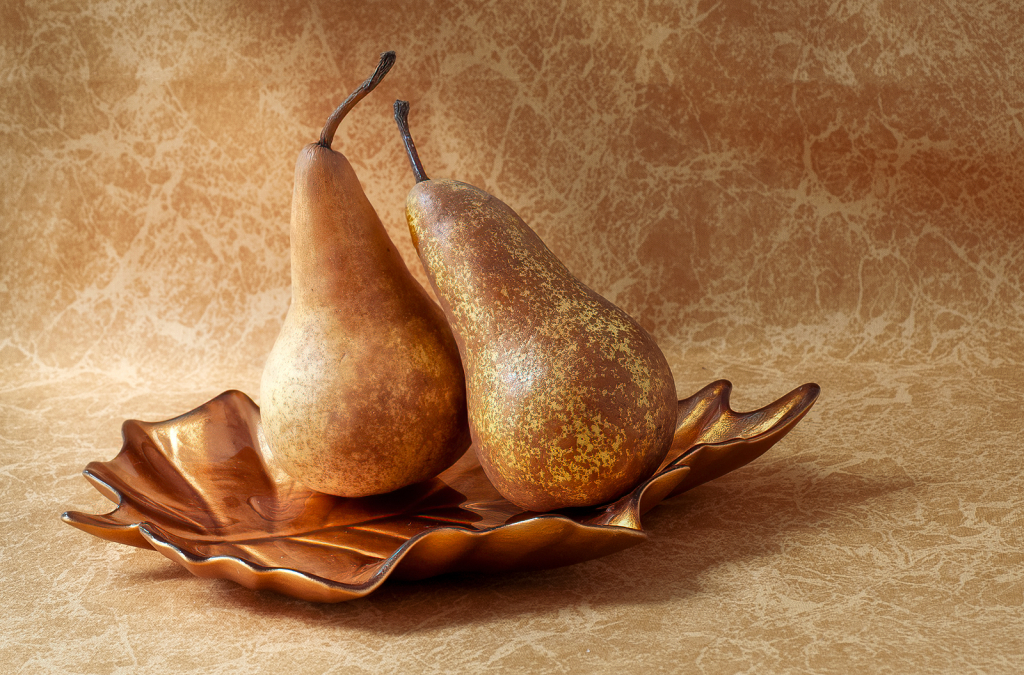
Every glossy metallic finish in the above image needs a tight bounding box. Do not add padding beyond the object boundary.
[63,380,819,602]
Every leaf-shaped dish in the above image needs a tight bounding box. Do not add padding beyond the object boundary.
[62,380,819,602]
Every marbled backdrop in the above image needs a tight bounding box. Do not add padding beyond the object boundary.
[1,1,1022,673]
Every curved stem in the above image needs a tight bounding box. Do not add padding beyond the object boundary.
[394,99,428,183]
[318,51,396,149]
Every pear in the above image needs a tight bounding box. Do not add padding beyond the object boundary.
[393,100,678,512]
[260,55,469,498]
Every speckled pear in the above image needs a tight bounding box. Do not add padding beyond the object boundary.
[393,101,678,512]
[259,55,469,497]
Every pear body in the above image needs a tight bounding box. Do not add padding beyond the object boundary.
[261,147,469,497]
[405,179,677,511]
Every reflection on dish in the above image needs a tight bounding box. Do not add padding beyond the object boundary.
[62,380,819,602]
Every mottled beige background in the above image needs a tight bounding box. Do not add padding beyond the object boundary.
[2,0,1022,672]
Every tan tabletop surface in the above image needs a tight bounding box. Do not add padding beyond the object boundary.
[2,1,1022,672]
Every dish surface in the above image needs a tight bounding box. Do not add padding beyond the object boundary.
[62,380,819,602]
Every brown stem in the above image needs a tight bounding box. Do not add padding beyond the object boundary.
[318,51,396,149]
[394,99,428,183]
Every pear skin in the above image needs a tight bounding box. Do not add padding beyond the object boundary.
[394,101,677,512]
[260,55,470,497]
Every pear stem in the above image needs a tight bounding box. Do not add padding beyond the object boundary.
[394,99,428,183]
[318,51,396,149]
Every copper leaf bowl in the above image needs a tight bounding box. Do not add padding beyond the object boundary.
[62,380,819,602]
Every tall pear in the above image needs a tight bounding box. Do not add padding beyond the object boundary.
[393,101,678,512]
[260,55,469,498]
